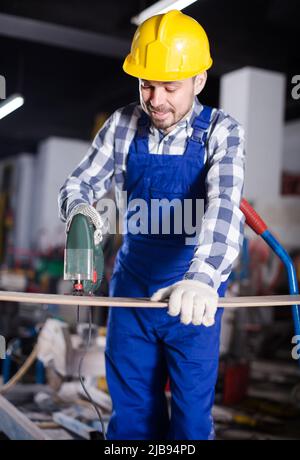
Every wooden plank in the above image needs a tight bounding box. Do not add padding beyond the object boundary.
[0,290,299,308]
[0,394,51,440]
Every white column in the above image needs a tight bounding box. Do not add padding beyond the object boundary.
[284,120,300,173]
[14,154,35,252]
[220,67,285,201]
[31,137,90,251]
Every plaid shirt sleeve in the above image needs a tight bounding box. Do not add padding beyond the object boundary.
[184,111,246,291]
[58,111,118,222]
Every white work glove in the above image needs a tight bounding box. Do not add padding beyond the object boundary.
[151,279,218,327]
[66,203,103,244]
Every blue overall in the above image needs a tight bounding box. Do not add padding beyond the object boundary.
[105,106,227,440]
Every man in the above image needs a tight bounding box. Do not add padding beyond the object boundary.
[58,10,245,440]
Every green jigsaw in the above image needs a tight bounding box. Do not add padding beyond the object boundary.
[64,214,104,295]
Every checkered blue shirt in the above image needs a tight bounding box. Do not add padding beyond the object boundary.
[58,98,245,290]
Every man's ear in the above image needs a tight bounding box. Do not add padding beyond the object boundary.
[194,72,207,96]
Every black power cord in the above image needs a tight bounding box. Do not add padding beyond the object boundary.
[77,305,107,440]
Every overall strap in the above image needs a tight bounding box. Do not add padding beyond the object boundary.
[130,110,151,155]
[190,105,213,146]
[137,110,150,138]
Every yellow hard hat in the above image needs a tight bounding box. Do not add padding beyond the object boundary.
[123,10,213,81]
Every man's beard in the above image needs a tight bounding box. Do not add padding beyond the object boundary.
[149,109,190,132]
[151,116,173,130]
[146,104,177,131]
[141,99,193,132]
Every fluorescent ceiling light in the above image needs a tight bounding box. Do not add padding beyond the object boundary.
[0,93,24,120]
[131,0,198,25]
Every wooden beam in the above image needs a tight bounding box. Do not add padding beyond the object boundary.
[0,290,299,308]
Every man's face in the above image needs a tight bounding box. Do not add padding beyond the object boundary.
[139,77,197,133]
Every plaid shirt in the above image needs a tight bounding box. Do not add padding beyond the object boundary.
[58,98,245,290]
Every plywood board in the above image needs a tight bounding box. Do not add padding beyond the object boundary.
[0,290,299,308]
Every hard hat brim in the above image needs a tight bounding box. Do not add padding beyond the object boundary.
[123,55,213,82]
